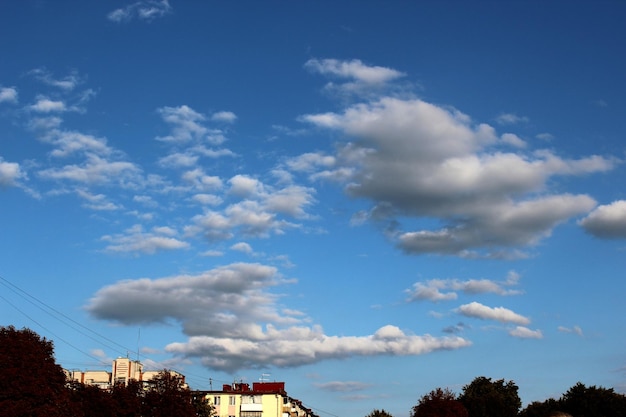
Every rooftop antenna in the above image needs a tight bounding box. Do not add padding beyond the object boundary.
[209,378,213,390]
[136,328,141,362]
[260,373,270,382]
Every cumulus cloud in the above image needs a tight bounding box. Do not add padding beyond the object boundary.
[184,174,316,241]
[406,271,523,302]
[456,302,530,325]
[509,326,543,339]
[87,263,470,371]
[299,88,614,258]
[101,224,189,254]
[76,189,122,211]
[211,111,237,123]
[29,96,66,113]
[38,154,142,186]
[231,242,253,254]
[0,86,18,103]
[166,324,470,372]
[579,200,626,239]
[0,157,25,187]
[107,0,171,23]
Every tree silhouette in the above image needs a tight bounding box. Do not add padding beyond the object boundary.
[560,382,626,417]
[142,370,197,417]
[411,387,468,417]
[0,326,72,417]
[365,409,394,417]
[458,377,520,417]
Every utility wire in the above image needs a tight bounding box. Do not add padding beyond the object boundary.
[0,274,136,358]
[0,292,108,366]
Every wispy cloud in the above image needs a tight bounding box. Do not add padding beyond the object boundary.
[406,271,523,302]
[101,224,189,254]
[107,0,172,23]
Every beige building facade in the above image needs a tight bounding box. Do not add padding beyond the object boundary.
[65,357,186,390]
[197,382,317,417]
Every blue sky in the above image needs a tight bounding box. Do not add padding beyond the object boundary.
[1,1,626,416]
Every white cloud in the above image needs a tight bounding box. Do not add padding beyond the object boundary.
[156,105,210,143]
[29,96,66,113]
[300,94,614,258]
[211,111,237,123]
[108,0,171,23]
[38,154,142,186]
[101,224,189,254]
[29,68,83,91]
[0,157,25,187]
[509,326,543,339]
[76,189,122,211]
[231,242,253,254]
[579,200,626,239]
[0,86,18,103]
[87,263,471,371]
[456,301,530,325]
[305,58,405,84]
[158,152,199,168]
[406,272,523,302]
[496,113,529,125]
[165,324,471,372]
[501,133,527,148]
[305,58,406,97]
[558,325,584,336]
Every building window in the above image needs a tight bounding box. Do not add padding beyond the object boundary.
[214,396,221,405]
[229,396,236,405]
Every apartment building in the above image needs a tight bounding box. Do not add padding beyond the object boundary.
[195,381,317,417]
[65,356,186,389]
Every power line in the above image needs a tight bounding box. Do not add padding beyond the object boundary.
[0,274,136,360]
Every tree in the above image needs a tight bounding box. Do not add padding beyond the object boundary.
[191,392,216,417]
[142,370,196,417]
[111,380,143,417]
[67,381,114,417]
[0,326,73,417]
[560,382,626,417]
[366,409,393,417]
[519,398,561,417]
[411,387,468,417]
[458,376,521,417]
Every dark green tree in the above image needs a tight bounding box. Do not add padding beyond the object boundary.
[111,380,143,417]
[458,376,521,417]
[560,382,626,417]
[142,370,196,417]
[67,381,114,417]
[366,409,393,417]
[519,398,561,417]
[191,392,216,417]
[411,387,468,417]
[0,326,73,417]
